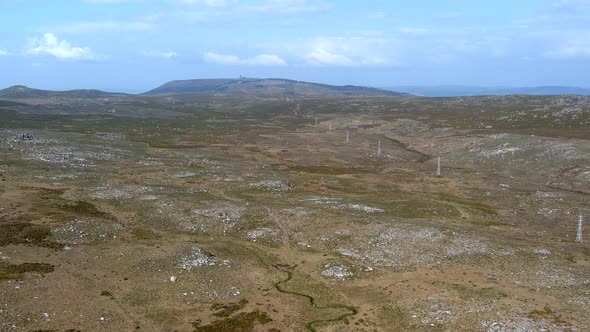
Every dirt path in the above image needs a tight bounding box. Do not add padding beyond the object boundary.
[264,207,291,247]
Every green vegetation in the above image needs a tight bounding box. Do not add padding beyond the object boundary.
[289,165,372,175]
[0,222,62,249]
[100,290,114,298]
[193,310,272,332]
[211,299,249,318]
[563,254,577,263]
[0,262,55,279]
[528,306,568,325]
[1,87,588,331]
[131,227,161,240]
[148,142,207,149]
[0,100,27,107]
[122,287,161,306]
[377,305,428,331]
[57,200,111,218]
[33,187,113,220]
[383,199,461,219]
[273,265,357,332]
[437,193,497,215]
[449,284,508,301]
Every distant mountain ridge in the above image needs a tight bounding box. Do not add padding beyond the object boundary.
[145,78,407,97]
[0,85,127,99]
[386,85,590,97]
[4,82,588,100]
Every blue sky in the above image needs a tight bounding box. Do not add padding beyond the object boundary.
[0,0,589,92]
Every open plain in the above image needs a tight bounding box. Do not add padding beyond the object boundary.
[1,90,589,331]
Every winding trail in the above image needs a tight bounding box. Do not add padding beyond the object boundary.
[272,264,358,332]
[264,207,291,247]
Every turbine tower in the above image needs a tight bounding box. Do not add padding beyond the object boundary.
[576,213,583,243]
[436,157,441,176]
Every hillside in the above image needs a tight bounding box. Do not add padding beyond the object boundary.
[0,85,127,99]
[388,85,590,97]
[145,78,407,97]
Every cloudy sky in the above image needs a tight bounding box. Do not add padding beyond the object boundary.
[0,0,589,92]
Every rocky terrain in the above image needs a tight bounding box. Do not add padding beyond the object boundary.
[0,92,589,331]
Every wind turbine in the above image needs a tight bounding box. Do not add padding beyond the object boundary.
[576,212,583,243]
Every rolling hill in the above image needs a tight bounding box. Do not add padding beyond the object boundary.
[145,78,407,97]
[0,85,127,99]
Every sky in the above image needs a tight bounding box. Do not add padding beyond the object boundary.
[0,0,589,92]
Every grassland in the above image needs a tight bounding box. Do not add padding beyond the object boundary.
[0,93,589,331]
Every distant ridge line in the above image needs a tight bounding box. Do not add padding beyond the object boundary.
[0,85,128,99]
[144,78,409,97]
[385,85,590,97]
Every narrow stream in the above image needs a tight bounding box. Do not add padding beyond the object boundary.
[272,264,358,332]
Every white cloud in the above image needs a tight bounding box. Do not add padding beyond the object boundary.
[246,54,287,65]
[306,48,353,66]
[27,33,95,60]
[278,35,399,67]
[203,52,286,65]
[142,50,178,58]
[0,49,8,56]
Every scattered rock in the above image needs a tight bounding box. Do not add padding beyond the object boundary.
[321,263,353,280]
